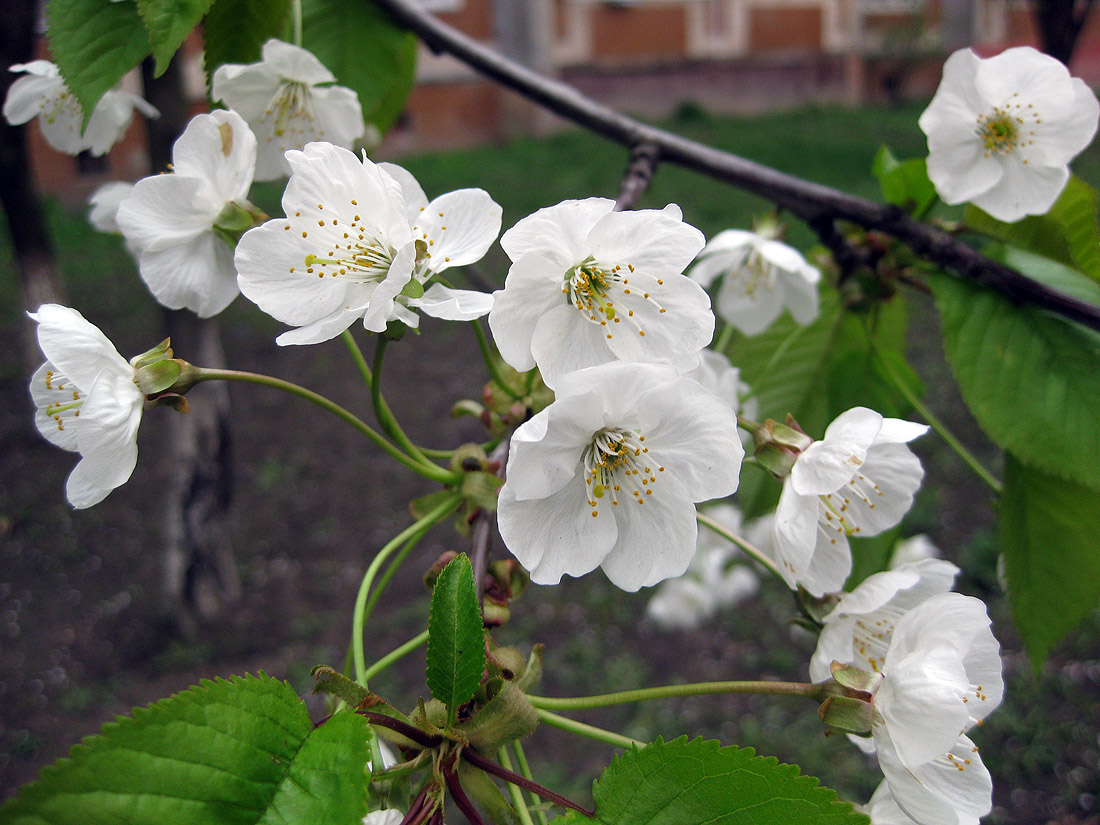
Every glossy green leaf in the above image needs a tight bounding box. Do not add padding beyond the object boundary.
[1000,454,1100,667]
[872,146,936,216]
[46,0,151,123]
[0,674,371,825]
[203,0,293,86]
[553,737,867,825]
[301,0,417,132]
[931,272,1100,490]
[426,553,485,710]
[136,0,213,77]
[964,176,1100,282]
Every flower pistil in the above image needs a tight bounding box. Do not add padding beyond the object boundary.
[582,427,662,516]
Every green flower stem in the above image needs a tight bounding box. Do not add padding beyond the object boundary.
[528,679,825,711]
[364,629,430,682]
[372,337,433,467]
[341,329,375,388]
[361,533,428,633]
[192,368,461,485]
[713,322,736,355]
[873,350,1003,494]
[535,709,643,750]
[291,0,302,45]
[696,511,783,580]
[498,747,537,825]
[511,741,548,825]
[352,493,464,684]
[471,319,524,400]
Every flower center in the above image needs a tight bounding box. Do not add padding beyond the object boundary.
[975,96,1040,159]
[286,200,397,285]
[563,258,664,342]
[817,471,884,538]
[737,248,775,298]
[582,427,662,516]
[263,81,317,139]
[40,369,84,432]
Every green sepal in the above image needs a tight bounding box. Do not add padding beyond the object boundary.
[401,278,426,299]
[817,695,874,735]
[457,679,539,753]
[452,399,487,420]
[412,490,458,522]
[828,661,882,696]
[450,443,490,473]
[460,470,504,511]
[134,358,182,395]
[130,338,174,370]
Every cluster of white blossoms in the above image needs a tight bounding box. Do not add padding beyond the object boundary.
[810,560,1003,825]
[920,46,1099,222]
[489,198,751,589]
[3,61,158,156]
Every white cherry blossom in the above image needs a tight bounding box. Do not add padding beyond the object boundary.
[488,198,711,388]
[810,557,960,684]
[362,811,404,825]
[29,305,144,509]
[212,39,365,181]
[870,593,1003,825]
[3,61,158,156]
[646,503,761,629]
[771,407,927,596]
[689,228,820,336]
[236,143,499,345]
[116,109,257,317]
[498,362,744,591]
[919,46,1099,222]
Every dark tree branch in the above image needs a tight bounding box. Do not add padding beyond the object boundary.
[357,710,445,749]
[614,143,660,212]
[371,0,1100,333]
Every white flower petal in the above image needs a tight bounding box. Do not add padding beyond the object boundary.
[31,304,129,391]
[138,231,239,318]
[261,38,335,85]
[414,188,502,271]
[500,198,615,267]
[793,407,883,495]
[877,731,992,825]
[88,181,135,234]
[587,207,705,276]
[411,284,493,321]
[30,362,80,452]
[171,110,256,203]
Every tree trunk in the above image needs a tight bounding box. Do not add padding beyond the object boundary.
[1032,0,1096,66]
[141,56,240,631]
[0,0,66,368]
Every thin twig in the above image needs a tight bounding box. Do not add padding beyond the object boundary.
[370,0,1100,333]
[357,710,444,749]
[470,437,510,599]
[461,748,596,817]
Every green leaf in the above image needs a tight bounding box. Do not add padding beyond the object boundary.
[0,673,371,825]
[964,176,1100,282]
[203,0,293,87]
[558,737,867,825]
[931,272,1100,490]
[1000,454,1100,667]
[426,553,486,710]
[136,0,213,77]
[46,0,152,123]
[729,289,917,518]
[301,0,417,132]
[872,146,936,217]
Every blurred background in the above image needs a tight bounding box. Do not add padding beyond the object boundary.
[2,1,1099,823]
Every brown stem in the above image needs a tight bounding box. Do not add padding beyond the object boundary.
[370,0,1100,333]
[443,759,490,825]
[470,437,510,600]
[461,747,596,817]
[357,710,444,749]
[399,786,434,825]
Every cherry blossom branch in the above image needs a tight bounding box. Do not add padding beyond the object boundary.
[370,0,1100,333]
[460,747,596,817]
[614,142,660,212]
